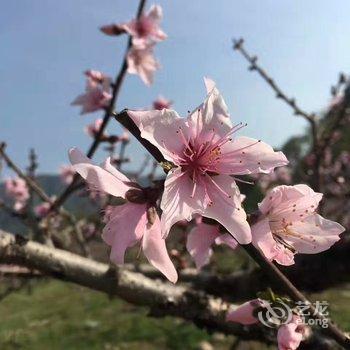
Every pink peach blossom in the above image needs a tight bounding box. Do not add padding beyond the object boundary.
[252,184,345,265]
[227,300,308,349]
[186,219,237,269]
[69,147,177,283]
[84,70,109,85]
[277,316,305,350]
[128,78,288,243]
[122,5,167,48]
[153,95,172,110]
[5,177,29,211]
[226,299,266,325]
[60,165,75,184]
[127,45,160,86]
[71,73,112,115]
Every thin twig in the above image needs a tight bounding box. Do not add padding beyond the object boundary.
[232,38,318,148]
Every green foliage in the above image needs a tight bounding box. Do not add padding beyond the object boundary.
[0,281,228,350]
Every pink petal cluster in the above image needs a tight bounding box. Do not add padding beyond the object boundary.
[128,78,288,242]
[5,177,29,212]
[127,45,160,86]
[60,165,75,184]
[69,148,177,283]
[100,5,165,86]
[252,184,345,265]
[186,217,237,269]
[227,300,308,350]
[277,316,306,350]
[122,5,166,48]
[153,95,173,110]
[71,70,112,115]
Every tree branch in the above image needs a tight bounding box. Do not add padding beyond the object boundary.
[0,230,274,343]
[126,237,350,300]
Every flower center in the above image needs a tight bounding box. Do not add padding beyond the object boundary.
[136,17,154,37]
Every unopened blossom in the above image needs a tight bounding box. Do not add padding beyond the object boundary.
[128,78,288,243]
[186,218,237,269]
[127,45,160,86]
[60,165,75,184]
[5,177,29,211]
[153,95,172,110]
[71,72,112,115]
[277,316,307,350]
[226,298,267,325]
[100,23,126,36]
[227,302,309,349]
[69,147,177,283]
[85,70,110,86]
[252,184,345,265]
[122,5,166,48]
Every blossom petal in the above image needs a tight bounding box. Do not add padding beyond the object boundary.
[127,46,159,86]
[100,157,131,183]
[226,299,263,325]
[259,185,323,221]
[188,79,232,140]
[148,4,163,21]
[202,175,251,244]
[220,136,288,175]
[284,214,344,254]
[251,218,277,261]
[274,245,295,266]
[69,148,130,198]
[142,214,178,283]
[102,203,147,264]
[128,109,188,162]
[186,223,219,269]
[160,168,207,238]
[252,217,295,265]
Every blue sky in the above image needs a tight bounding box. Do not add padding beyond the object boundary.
[1,0,350,177]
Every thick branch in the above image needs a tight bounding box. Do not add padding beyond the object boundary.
[0,230,272,342]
